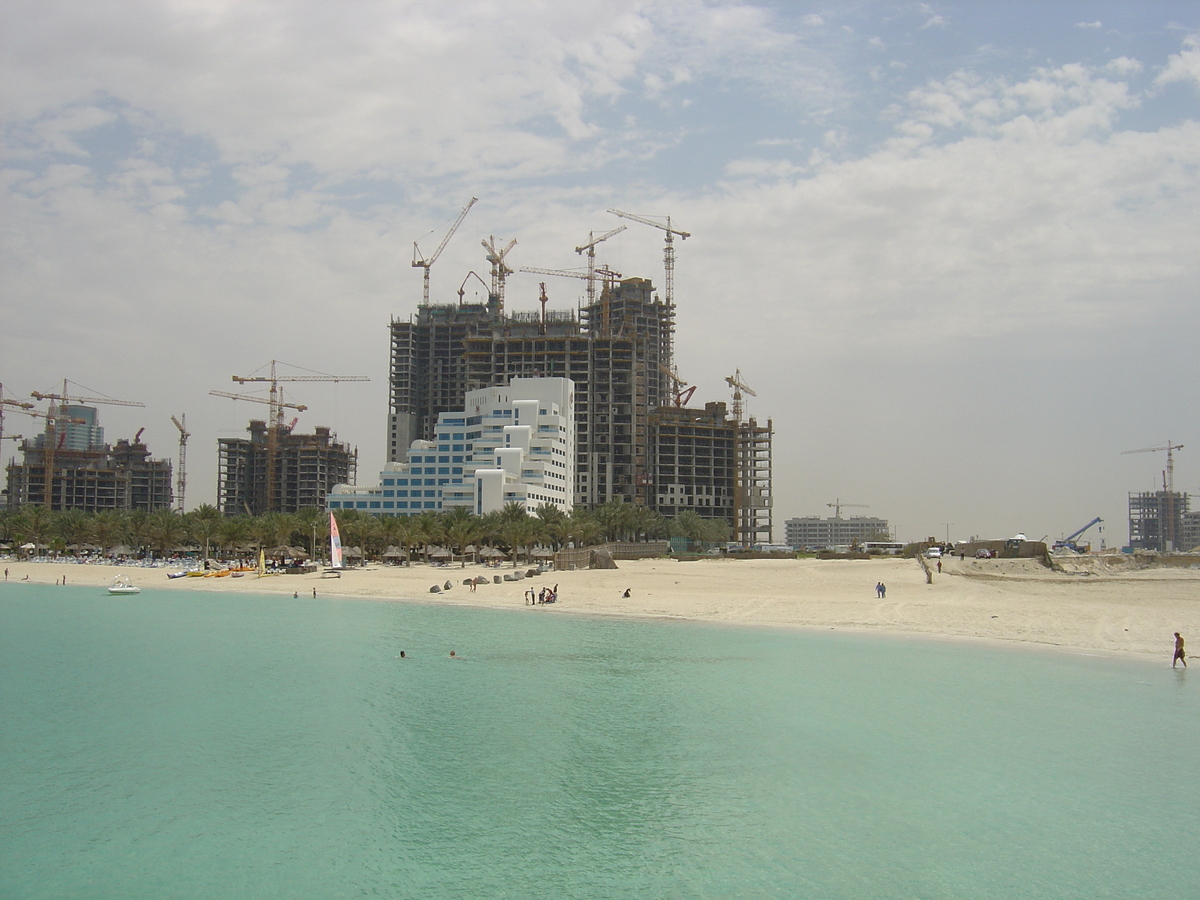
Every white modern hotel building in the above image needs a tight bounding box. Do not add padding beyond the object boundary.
[327,377,575,517]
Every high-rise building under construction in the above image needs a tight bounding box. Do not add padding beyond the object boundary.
[388,277,673,509]
[386,259,772,541]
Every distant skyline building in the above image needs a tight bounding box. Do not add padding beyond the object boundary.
[331,377,574,517]
[4,406,172,512]
[784,515,892,550]
[1128,490,1191,552]
[218,421,356,516]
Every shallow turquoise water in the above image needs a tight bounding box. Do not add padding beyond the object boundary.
[1,583,1196,899]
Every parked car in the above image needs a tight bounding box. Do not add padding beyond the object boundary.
[975,549,994,559]
[925,547,942,558]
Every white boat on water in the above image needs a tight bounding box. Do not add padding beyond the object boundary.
[107,575,141,595]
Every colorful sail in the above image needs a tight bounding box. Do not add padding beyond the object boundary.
[257,548,266,577]
[329,512,343,568]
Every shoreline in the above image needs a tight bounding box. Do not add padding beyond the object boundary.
[3,555,1197,662]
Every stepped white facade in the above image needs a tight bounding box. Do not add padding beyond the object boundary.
[328,377,574,517]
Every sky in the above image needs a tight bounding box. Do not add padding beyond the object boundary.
[2,0,1198,546]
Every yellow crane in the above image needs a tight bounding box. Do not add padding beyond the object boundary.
[30,381,144,509]
[170,415,189,513]
[217,361,368,513]
[606,209,689,308]
[412,197,478,305]
[724,369,756,423]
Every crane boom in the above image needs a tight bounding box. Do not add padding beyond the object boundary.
[826,499,869,519]
[606,208,689,310]
[412,197,478,305]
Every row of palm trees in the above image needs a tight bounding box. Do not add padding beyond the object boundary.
[0,502,732,563]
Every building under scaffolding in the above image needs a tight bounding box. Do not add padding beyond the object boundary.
[389,277,674,509]
[735,416,773,547]
[219,421,356,516]
[1128,490,1191,551]
[649,402,736,523]
[4,408,172,512]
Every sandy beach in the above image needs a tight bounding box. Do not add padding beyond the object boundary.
[5,553,1197,660]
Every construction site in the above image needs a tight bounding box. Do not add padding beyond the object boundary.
[2,382,172,512]
[386,202,773,545]
[212,361,366,516]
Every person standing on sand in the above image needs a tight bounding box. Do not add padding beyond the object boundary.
[1173,633,1187,668]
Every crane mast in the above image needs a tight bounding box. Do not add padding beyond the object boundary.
[574,225,626,307]
[412,197,478,306]
[481,236,517,315]
[606,209,689,309]
[171,415,190,512]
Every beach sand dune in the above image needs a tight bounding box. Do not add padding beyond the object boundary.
[5,555,1197,659]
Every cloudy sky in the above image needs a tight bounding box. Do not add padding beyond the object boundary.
[2,1,1198,545]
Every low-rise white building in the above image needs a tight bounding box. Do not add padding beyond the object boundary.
[327,377,574,517]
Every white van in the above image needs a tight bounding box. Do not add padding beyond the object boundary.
[924,547,942,558]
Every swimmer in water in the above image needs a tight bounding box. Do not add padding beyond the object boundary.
[398,651,406,659]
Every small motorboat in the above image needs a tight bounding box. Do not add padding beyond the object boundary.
[108,575,141,595]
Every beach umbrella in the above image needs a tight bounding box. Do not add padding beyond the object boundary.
[382,547,405,559]
[431,547,452,559]
[20,542,36,550]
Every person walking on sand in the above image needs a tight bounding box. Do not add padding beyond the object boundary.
[875,581,883,598]
[880,583,886,598]
[1173,633,1187,668]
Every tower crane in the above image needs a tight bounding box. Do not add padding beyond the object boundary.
[412,197,478,306]
[574,226,626,306]
[519,264,622,337]
[171,415,189,513]
[1122,440,1185,549]
[827,499,869,519]
[481,236,517,315]
[220,361,368,513]
[30,381,144,509]
[606,209,689,308]
[724,369,756,423]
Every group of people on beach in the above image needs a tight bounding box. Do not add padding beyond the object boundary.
[526,585,558,604]
[874,582,887,598]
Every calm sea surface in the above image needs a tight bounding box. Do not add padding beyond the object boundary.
[1,583,1196,899]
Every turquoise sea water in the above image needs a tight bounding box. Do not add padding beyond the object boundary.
[1,584,1196,899]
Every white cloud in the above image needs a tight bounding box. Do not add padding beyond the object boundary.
[1156,34,1200,89]
[1075,21,1102,30]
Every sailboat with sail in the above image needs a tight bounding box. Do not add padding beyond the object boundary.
[328,511,346,571]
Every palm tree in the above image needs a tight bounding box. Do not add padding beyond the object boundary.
[147,508,188,558]
[593,500,632,542]
[445,518,480,566]
[294,506,327,563]
[218,516,253,561]
[123,509,151,557]
[90,511,125,556]
[186,507,223,567]
[13,505,55,552]
[55,509,90,554]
